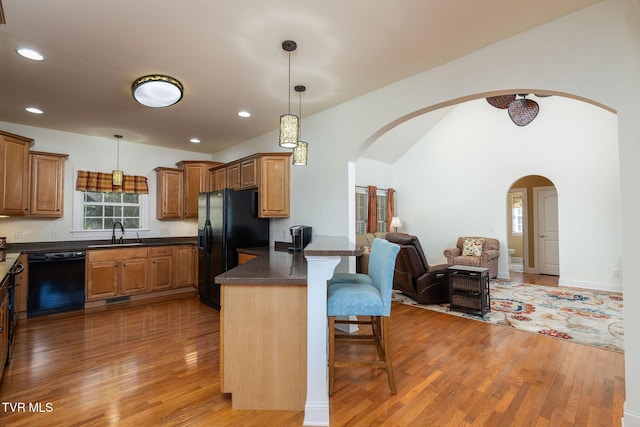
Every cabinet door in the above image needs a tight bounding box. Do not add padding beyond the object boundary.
[226,163,240,190]
[149,247,174,291]
[174,245,194,288]
[240,158,258,189]
[29,152,67,217]
[86,260,119,301]
[155,168,183,219]
[211,168,227,191]
[0,292,8,379]
[182,163,206,218]
[0,134,31,216]
[258,155,290,218]
[121,258,149,295]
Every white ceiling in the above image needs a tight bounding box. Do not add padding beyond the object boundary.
[0,0,601,155]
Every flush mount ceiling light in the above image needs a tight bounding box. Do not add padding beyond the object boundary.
[131,74,184,107]
[112,134,123,186]
[292,85,308,166]
[279,40,299,149]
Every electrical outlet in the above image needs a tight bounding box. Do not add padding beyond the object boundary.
[15,230,24,239]
[52,228,58,237]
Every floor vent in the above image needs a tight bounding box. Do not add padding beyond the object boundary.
[106,296,131,304]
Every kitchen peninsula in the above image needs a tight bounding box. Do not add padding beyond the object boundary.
[216,237,360,427]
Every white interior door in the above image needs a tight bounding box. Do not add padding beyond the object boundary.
[536,187,559,275]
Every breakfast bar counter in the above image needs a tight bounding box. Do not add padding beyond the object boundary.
[214,237,360,426]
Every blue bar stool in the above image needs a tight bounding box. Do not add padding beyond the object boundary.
[327,238,400,395]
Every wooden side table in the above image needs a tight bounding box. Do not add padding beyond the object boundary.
[448,265,490,317]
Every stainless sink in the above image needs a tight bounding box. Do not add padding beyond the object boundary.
[87,242,144,248]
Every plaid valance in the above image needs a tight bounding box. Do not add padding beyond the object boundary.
[76,170,149,194]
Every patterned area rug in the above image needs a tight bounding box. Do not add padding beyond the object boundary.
[393,281,624,352]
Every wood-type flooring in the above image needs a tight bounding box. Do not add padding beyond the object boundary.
[0,289,624,426]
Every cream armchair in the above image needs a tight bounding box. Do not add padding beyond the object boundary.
[444,237,500,278]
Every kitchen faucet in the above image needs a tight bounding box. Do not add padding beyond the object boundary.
[111,221,125,244]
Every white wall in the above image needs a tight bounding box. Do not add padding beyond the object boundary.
[0,121,212,243]
[390,97,620,290]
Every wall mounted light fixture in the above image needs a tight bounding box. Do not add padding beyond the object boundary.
[132,74,183,107]
[279,40,299,148]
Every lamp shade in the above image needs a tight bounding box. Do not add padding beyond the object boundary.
[132,75,183,107]
[390,217,402,229]
[279,113,299,148]
[112,170,123,186]
[292,141,308,165]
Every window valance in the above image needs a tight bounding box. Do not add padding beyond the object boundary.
[76,170,149,194]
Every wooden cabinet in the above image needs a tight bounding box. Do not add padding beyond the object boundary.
[226,162,241,190]
[209,166,227,192]
[149,246,174,291]
[86,248,149,301]
[176,161,222,218]
[14,254,28,319]
[238,252,257,265]
[257,153,290,218]
[174,245,195,288]
[154,167,184,220]
[29,151,68,217]
[0,130,31,216]
[240,158,258,188]
[0,285,8,380]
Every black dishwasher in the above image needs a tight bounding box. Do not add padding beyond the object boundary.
[28,251,86,317]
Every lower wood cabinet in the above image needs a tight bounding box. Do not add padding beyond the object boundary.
[87,245,197,302]
[14,254,28,319]
[86,247,149,301]
[0,286,9,379]
[149,246,174,291]
[174,245,196,288]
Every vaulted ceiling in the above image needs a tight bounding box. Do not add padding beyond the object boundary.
[0,0,601,154]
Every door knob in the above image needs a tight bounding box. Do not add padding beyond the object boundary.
[540,234,547,238]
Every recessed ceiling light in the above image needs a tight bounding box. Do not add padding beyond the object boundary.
[238,111,251,118]
[190,138,201,144]
[25,107,43,114]
[16,48,45,61]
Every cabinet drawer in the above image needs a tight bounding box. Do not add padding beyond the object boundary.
[149,246,173,257]
[87,247,148,262]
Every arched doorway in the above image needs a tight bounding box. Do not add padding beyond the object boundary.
[507,175,559,277]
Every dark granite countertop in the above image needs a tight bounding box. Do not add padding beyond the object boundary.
[215,247,307,285]
[7,237,197,254]
[216,236,362,286]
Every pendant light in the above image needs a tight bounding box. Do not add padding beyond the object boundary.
[112,134,123,186]
[279,40,299,148]
[292,85,308,166]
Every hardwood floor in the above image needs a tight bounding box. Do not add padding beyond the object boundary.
[0,291,624,426]
[507,271,560,287]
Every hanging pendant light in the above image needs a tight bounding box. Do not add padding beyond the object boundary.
[112,134,123,186]
[279,40,299,148]
[293,85,308,166]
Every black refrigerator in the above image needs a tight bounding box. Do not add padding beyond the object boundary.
[197,189,269,309]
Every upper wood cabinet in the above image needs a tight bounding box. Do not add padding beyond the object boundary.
[209,166,227,192]
[176,161,222,218]
[154,167,184,220]
[226,162,241,190]
[257,153,290,218]
[29,151,68,217]
[0,130,32,216]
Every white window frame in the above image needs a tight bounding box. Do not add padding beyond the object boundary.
[509,191,524,236]
[72,174,149,237]
[355,187,388,234]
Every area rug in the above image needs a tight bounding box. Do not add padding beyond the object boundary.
[392,281,624,352]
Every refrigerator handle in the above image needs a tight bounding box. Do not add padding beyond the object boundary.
[204,221,213,254]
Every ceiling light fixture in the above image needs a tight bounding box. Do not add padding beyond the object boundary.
[131,74,184,107]
[238,111,251,118]
[190,138,201,144]
[25,107,43,114]
[279,40,299,148]
[486,93,543,126]
[16,48,44,61]
[292,85,308,166]
[112,134,123,186]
